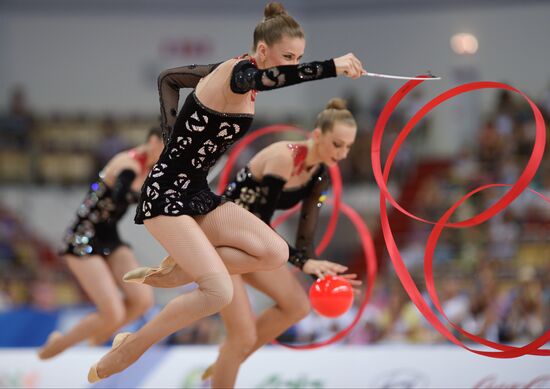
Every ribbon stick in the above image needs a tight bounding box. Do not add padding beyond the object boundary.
[364,72,441,81]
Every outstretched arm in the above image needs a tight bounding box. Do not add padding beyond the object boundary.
[229,52,366,94]
[230,60,337,94]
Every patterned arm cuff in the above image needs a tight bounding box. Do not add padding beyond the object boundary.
[288,245,309,270]
[230,59,337,94]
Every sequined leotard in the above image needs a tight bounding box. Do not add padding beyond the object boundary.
[224,145,330,269]
[134,58,337,224]
[61,150,147,257]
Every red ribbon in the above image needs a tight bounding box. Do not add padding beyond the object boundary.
[372,78,550,357]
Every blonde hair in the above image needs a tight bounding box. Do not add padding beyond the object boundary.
[252,2,304,51]
[315,98,356,133]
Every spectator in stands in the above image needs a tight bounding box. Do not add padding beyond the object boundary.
[0,85,34,150]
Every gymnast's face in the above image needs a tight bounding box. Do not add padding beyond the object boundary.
[314,121,356,167]
[256,35,305,68]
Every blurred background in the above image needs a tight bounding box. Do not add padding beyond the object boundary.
[0,0,549,387]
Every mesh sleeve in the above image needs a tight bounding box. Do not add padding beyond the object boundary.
[288,167,331,269]
[112,169,137,203]
[158,63,221,143]
[230,59,337,94]
[255,174,287,224]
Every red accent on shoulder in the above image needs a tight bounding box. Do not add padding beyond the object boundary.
[128,149,148,174]
[287,143,308,176]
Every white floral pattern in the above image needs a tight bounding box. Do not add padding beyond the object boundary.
[146,182,160,200]
[185,111,209,132]
[164,201,185,214]
[142,201,152,217]
[150,163,168,178]
[135,91,253,222]
[173,173,191,190]
[169,136,192,160]
[217,122,241,140]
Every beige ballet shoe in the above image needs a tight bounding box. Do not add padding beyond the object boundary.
[123,256,176,284]
[87,332,131,383]
[158,255,176,269]
[37,331,63,360]
[122,267,153,284]
[201,363,215,381]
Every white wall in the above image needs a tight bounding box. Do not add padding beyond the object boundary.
[0,11,307,118]
[2,3,550,151]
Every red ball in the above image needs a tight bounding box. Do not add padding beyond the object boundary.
[309,275,354,318]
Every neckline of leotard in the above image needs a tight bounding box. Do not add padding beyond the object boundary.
[244,165,324,193]
[192,91,254,118]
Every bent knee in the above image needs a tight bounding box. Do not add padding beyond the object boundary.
[198,272,234,310]
[127,290,155,316]
[261,236,289,270]
[226,328,257,359]
[98,300,126,326]
[286,295,311,321]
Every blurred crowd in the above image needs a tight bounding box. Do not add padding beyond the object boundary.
[0,80,549,347]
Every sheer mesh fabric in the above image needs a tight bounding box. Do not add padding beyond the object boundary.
[158,63,221,143]
[288,167,330,268]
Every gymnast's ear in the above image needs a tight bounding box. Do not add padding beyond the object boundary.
[311,127,322,142]
[256,40,268,64]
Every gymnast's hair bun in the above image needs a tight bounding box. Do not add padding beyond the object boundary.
[264,2,287,20]
[326,98,348,110]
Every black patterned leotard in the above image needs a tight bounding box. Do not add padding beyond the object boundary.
[134,58,336,224]
[224,163,330,269]
[61,150,147,257]
[135,91,254,222]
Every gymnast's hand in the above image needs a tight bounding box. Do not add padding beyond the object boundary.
[333,53,366,79]
[302,259,362,288]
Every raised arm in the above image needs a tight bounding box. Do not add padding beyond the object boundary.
[158,63,221,142]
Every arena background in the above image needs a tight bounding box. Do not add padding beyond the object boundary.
[0,0,549,387]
